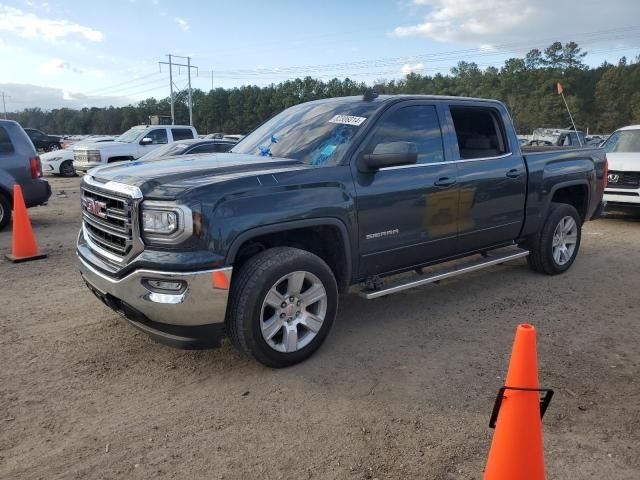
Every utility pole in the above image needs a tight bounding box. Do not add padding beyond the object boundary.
[1,92,9,120]
[159,54,198,126]
[187,56,193,127]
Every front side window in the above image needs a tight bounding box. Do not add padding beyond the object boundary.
[450,107,508,159]
[171,128,194,141]
[603,130,640,153]
[145,129,168,145]
[365,105,444,164]
[232,99,380,166]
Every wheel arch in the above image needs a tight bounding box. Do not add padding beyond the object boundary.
[225,218,352,293]
[545,180,590,222]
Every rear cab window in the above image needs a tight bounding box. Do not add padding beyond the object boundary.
[0,126,15,154]
[171,128,195,141]
[449,106,509,160]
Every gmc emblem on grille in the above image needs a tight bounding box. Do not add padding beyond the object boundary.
[608,173,620,183]
[82,197,108,218]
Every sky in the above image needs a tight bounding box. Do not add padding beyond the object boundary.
[1,0,640,111]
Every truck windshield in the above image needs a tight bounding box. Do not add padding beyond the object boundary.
[232,99,380,166]
[116,128,145,143]
[603,130,640,153]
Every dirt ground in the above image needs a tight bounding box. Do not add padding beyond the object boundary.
[1,175,639,480]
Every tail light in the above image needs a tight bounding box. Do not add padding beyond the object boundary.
[602,155,608,190]
[30,156,42,179]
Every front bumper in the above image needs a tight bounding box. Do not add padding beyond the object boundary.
[604,188,640,206]
[78,254,233,349]
[73,160,103,174]
[42,160,63,175]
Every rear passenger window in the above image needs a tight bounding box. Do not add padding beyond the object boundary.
[450,107,508,159]
[367,105,444,164]
[146,129,168,144]
[172,128,194,141]
[0,127,14,154]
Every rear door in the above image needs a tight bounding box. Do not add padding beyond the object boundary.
[171,128,195,142]
[444,103,526,253]
[352,100,459,276]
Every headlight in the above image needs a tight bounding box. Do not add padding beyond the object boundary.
[87,150,102,162]
[142,210,178,234]
[141,202,192,244]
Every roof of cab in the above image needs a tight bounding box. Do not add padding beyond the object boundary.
[617,124,640,131]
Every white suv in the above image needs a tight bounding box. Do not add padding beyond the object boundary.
[73,125,197,174]
[602,125,640,209]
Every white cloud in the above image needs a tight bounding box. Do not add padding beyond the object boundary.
[0,5,104,42]
[394,0,640,49]
[401,62,425,74]
[175,17,190,31]
[0,82,135,110]
[39,58,105,77]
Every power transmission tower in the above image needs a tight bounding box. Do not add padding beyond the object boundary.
[1,92,10,120]
[158,54,198,126]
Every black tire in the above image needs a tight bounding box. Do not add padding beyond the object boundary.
[59,160,76,177]
[526,202,582,275]
[227,247,338,368]
[0,193,11,231]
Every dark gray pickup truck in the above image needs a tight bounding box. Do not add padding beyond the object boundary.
[77,94,607,367]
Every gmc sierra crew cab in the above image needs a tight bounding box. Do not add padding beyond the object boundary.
[76,94,607,367]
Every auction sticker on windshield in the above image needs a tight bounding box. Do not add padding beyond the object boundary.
[329,115,367,126]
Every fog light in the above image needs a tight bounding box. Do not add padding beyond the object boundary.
[144,279,186,292]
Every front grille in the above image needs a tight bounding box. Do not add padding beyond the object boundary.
[81,185,135,259]
[608,171,640,189]
[75,151,89,163]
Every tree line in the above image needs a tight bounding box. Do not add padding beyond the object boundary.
[8,42,640,136]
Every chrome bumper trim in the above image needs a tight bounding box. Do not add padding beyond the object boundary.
[78,254,232,326]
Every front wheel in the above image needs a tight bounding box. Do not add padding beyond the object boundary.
[527,202,582,275]
[227,247,338,368]
[59,160,76,177]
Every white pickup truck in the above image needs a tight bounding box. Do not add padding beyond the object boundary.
[73,125,197,174]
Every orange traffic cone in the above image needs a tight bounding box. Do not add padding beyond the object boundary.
[483,324,552,480]
[5,184,46,263]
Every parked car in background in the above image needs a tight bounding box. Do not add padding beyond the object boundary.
[73,125,197,174]
[77,94,606,367]
[137,138,237,162]
[529,128,586,147]
[222,134,244,142]
[602,125,640,211]
[23,128,63,152]
[0,120,51,230]
[204,133,226,139]
[41,137,116,176]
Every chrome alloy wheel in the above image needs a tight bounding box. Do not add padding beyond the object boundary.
[552,215,578,265]
[260,271,327,353]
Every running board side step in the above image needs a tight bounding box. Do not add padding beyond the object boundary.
[359,247,529,300]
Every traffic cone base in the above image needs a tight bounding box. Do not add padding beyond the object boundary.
[4,184,46,263]
[5,252,47,263]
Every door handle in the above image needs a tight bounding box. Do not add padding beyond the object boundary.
[506,169,522,179]
[434,177,456,188]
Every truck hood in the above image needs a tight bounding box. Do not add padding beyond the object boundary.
[89,153,310,198]
[606,152,640,172]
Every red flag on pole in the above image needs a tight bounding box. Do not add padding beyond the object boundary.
[556,82,564,95]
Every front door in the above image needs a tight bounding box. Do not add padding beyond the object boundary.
[352,102,459,277]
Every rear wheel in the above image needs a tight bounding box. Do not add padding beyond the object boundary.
[527,203,582,274]
[0,193,11,231]
[227,247,338,368]
[59,160,76,177]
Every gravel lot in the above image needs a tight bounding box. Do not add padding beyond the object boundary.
[1,176,639,480]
